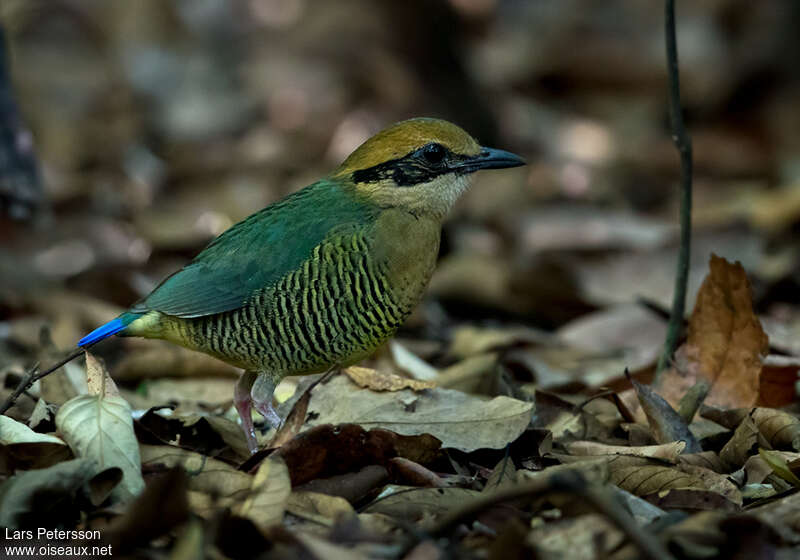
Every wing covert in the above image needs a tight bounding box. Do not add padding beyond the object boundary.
[131,180,376,318]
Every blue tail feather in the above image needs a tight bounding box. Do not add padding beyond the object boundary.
[78,314,136,347]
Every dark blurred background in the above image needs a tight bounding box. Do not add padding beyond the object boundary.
[1,0,800,368]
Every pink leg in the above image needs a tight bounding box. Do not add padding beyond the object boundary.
[235,371,258,454]
[251,373,282,430]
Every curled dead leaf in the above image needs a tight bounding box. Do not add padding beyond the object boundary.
[719,414,772,471]
[343,366,435,392]
[565,441,686,462]
[271,424,441,486]
[751,408,800,450]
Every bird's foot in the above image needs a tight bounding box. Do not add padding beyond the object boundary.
[235,371,259,454]
[252,373,282,430]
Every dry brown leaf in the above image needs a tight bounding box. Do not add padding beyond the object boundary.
[85,351,120,398]
[550,453,656,471]
[343,366,435,392]
[534,390,612,443]
[683,255,769,409]
[296,465,389,504]
[677,452,726,473]
[272,424,440,486]
[286,491,355,525]
[689,418,730,445]
[362,485,481,523]
[565,441,685,462]
[628,374,700,453]
[621,423,657,446]
[389,457,446,488]
[56,365,143,502]
[139,445,252,508]
[235,457,291,532]
[610,462,742,507]
[719,414,772,471]
[699,405,748,429]
[484,458,518,492]
[610,465,705,497]
[27,398,51,430]
[750,408,800,450]
[758,355,799,408]
[306,375,532,452]
[643,488,740,512]
[676,464,743,505]
[742,454,777,485]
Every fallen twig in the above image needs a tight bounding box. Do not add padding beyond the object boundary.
[0,347,87,415]
[656,0,694,378]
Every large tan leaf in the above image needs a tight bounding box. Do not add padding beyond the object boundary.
[609,464,741,505]
[55,354,143,502]
[305,375,533,452]
[682,255,769,408]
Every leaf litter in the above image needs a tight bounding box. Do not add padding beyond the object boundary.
[4,245,800,558]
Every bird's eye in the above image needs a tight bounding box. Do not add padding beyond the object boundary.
[421,143,446,165]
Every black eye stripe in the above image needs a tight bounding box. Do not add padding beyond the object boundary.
[352,144,459,186]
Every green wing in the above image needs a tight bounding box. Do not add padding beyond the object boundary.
[131,180,377,318]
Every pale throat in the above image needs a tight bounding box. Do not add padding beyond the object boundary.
[365,173,473,220]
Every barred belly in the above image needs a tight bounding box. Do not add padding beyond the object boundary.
[178,232,419,374]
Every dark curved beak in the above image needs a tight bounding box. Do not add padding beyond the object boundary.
[450,147,526,174]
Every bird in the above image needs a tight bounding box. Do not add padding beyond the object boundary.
[74,117,525,453]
